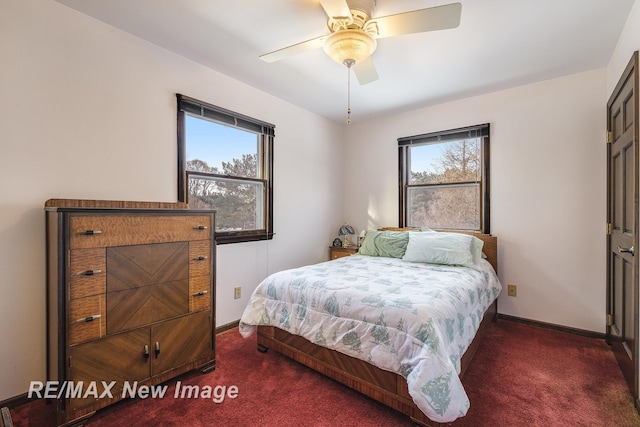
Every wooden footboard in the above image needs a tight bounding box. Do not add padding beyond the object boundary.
[257,300,497,427]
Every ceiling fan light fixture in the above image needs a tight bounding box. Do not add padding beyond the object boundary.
[323,29,377,65]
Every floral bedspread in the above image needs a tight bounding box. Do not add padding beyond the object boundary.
[239,255,502,423]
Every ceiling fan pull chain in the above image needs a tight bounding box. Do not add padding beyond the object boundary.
[344,58,354,124]
[346,65,351,124]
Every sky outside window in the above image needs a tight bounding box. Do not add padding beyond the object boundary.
[410,143,444,176]
[185,114,258,174]
[410,139,480,179]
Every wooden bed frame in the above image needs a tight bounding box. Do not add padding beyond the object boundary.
[257,231,499,427]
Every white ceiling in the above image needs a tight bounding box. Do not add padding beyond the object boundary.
[55,0,635,124]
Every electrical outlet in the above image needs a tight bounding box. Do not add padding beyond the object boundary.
[507,284,517,297]
[234,286,241,299]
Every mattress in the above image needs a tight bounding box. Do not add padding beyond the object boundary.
[240,254,502,422]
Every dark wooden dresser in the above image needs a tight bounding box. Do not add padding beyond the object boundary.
[45,199,216,427]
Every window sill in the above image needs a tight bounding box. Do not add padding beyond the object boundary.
[214,232,274,245]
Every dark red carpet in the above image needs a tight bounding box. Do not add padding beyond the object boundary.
[10,320,640,426]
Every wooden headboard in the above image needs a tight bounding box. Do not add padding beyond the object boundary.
[379,227,498,273]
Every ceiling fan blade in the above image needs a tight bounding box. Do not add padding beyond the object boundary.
[319,0,352,20]
[353,57,378,85]
[259,36,326,63]
[371,2,462,39]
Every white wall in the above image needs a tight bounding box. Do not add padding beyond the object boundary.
[343,68,608,334]
[607,0,640,96]
[0,0,344,401]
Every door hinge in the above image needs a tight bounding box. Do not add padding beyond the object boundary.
[606,314,613,326]
[68,356,72,368]
[606,131,614,144]
[607,223,613,235]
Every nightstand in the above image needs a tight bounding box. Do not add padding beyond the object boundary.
[329,246,359,260]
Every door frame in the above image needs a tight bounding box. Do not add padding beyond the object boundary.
[606,50,639,409]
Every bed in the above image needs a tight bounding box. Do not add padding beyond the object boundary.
[239,229,500,426]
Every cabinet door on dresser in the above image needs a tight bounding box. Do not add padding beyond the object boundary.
[68,329,151,412]
[151,311,212,375]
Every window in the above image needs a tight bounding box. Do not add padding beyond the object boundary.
[398,124,490,233]
[177,94,274,244]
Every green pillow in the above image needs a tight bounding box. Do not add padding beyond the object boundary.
[401,232,484,270]
[358,230,409,258]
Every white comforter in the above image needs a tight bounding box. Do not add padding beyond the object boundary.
[239,255,502,423]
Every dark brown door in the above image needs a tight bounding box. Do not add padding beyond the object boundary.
[607,51,639,400]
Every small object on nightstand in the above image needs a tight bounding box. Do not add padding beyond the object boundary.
[338,224,355,247]
[332,237,342,247]
[329,246,358,260]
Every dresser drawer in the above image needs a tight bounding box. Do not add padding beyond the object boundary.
[69,214,212,249]
[106,281,189,334]
[69,248,106,299]
[189,240,211,277]
[189,275,211,312]
[106,242,189,293]
[69,295,106,345]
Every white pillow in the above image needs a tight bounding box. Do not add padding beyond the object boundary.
[402,232,484,270]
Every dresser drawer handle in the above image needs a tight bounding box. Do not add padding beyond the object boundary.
[192,290,208,297]
[193,256,208,261]
[193,225,208,230]
[143,345,150,359]
[77,314,101,323]
[78,230,102,235]
[80,269,102,276]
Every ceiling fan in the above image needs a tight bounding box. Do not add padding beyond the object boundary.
[259,0,462,85]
